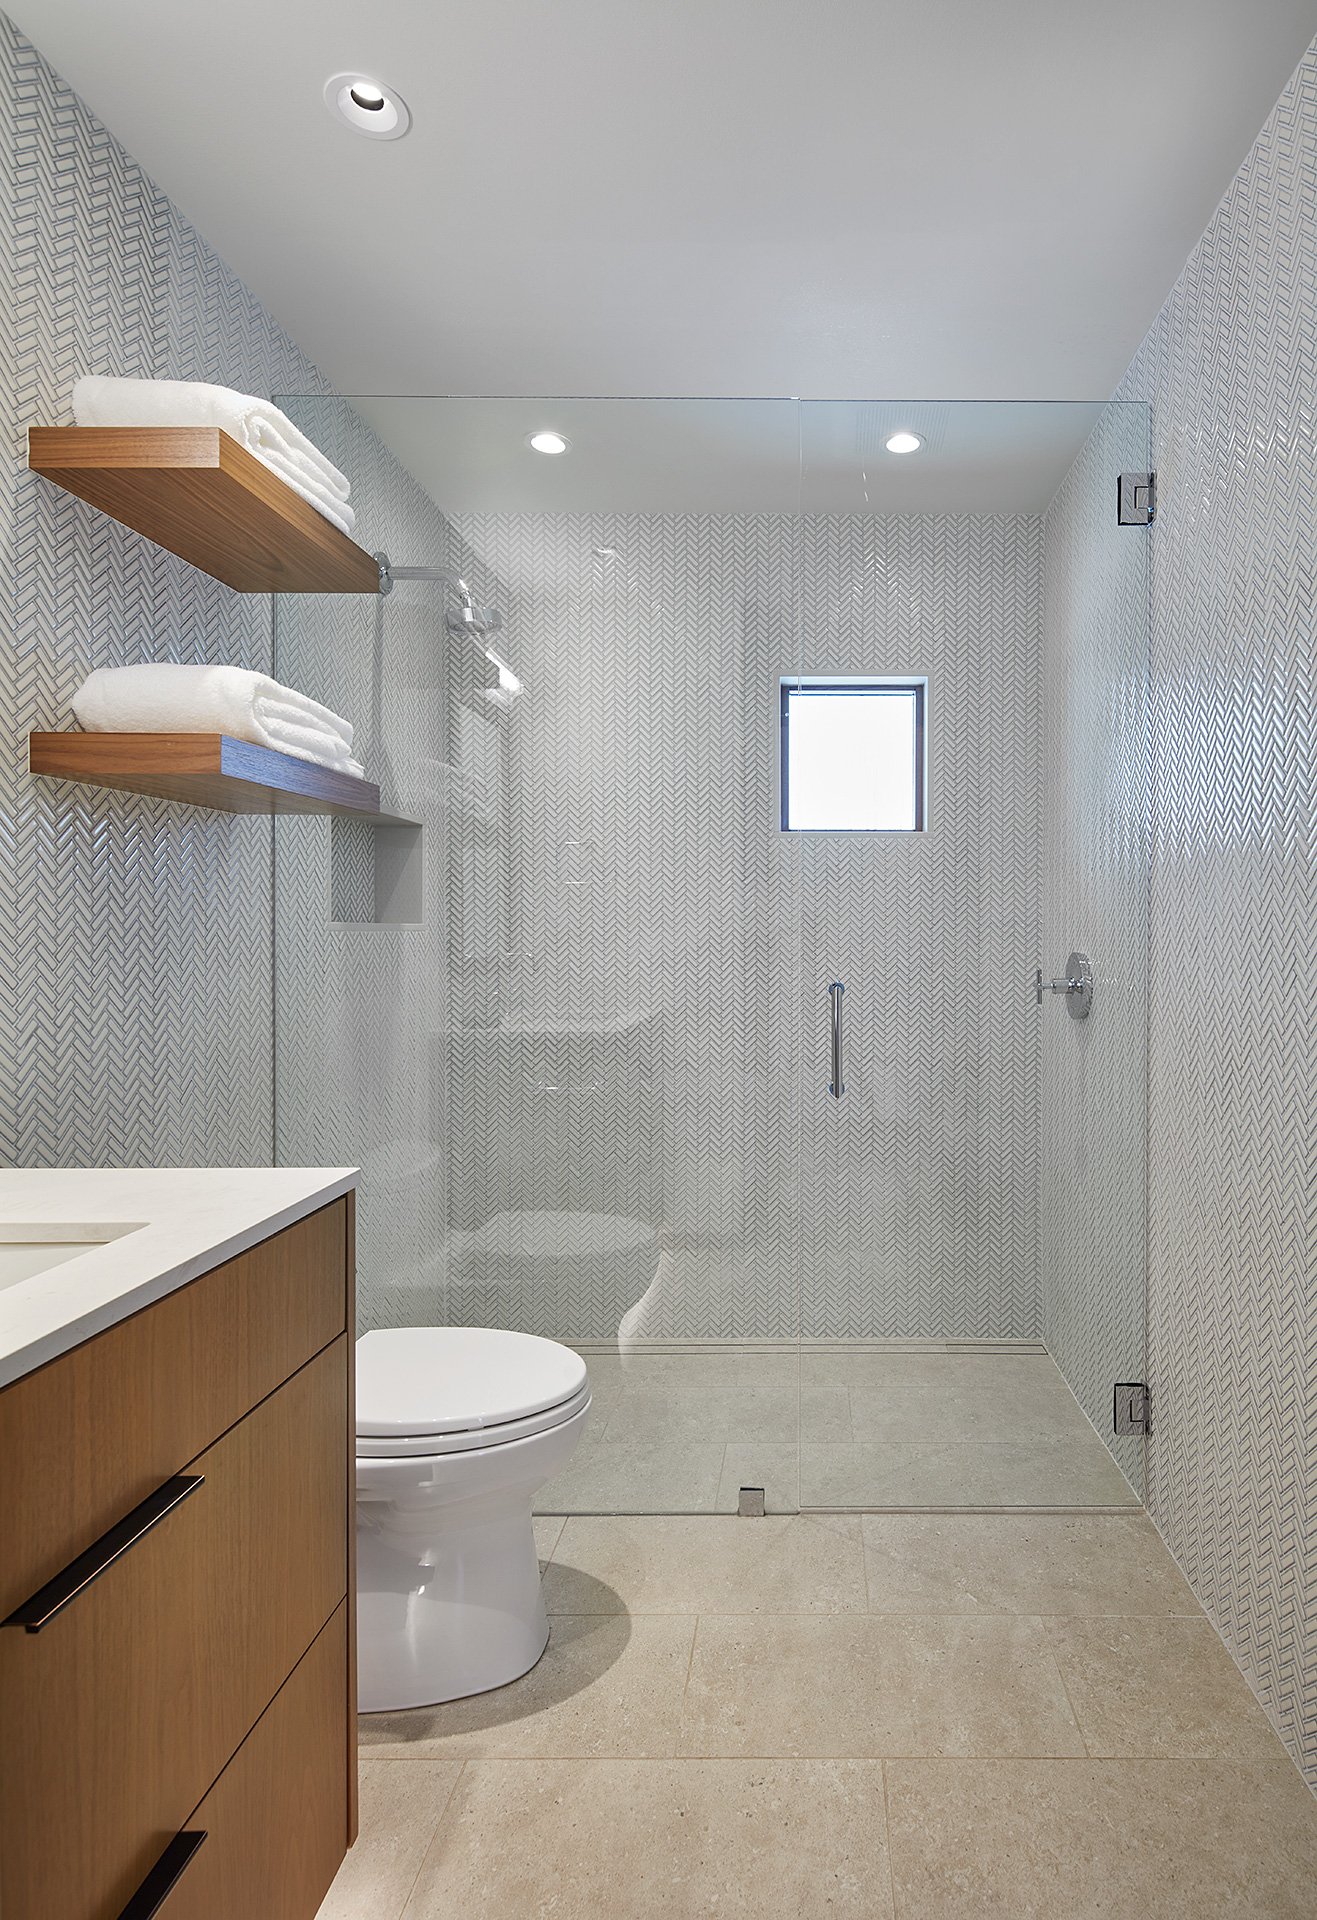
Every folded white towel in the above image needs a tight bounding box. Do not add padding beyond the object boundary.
[72,664,365,778]
[249,448,356,536]
[258,695,354,751]
[261,714,365,777]
[71,376,357,535]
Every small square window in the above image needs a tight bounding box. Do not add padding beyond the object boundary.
[780,678,925,832]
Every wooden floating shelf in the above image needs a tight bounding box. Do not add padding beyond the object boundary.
[27,426,382,594]
[29,732,417,825]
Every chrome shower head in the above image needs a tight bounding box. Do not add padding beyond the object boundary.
[374,551,504,641]
[445,600,503,642]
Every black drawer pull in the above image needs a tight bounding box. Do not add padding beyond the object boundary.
[3,1473,205,1633]
[117,1830,207,1920]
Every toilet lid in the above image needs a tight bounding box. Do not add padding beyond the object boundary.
[356,1326,589,1438]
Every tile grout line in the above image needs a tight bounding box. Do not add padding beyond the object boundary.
[393,1757,467,1920]
[363,1745,1313,1765]
[677,1611,702,1752]
[879,1757,901,1919]
[1035,1611,1091,1758]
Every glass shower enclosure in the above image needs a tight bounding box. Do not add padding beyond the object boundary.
[272,395,1151,1515]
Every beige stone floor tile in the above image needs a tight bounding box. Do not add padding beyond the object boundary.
[985,1438,1139,1505]
[360,1613,696,1759]
[1045,1616,1284,1757]
[598,1385,800,1444]
[847,1380,1092,1443]
[399,1758,894,1919]
[886,1757,1317,1918]
[578,1349,801,1389]
[543,1514,866,1615]
[800,1440,1004,1506]
[799,1350,1054,1390]
[534,1440,723,1513]
[800,1385,852,1441]
[533,1515,565,1564]
[678,1613,1085,1757]
[316,1759,462,1919]
[862,1513,1201,1614]
[717,1443,800,1512]
[801,1437,1138,1508]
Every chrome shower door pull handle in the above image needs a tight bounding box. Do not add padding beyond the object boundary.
[828,981,845,1099]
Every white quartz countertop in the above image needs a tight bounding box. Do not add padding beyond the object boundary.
[0,1166,358,1389]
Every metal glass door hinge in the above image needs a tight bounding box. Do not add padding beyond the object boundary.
[1114,1382,1151,1436]
[1117,472,1156,525]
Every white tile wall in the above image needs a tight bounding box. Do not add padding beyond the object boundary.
[1118,36,1317,1789]
[441,512,1042,1342]
[0,14,322,1166]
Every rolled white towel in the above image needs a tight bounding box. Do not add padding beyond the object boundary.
[72,664,366,777]
[71,375,356,534]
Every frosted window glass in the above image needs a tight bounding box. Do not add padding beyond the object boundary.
[782,684,922,831]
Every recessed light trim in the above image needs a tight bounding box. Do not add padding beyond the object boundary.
[528,430,570,455]
[885,430,923,455]
[324,72,411,141]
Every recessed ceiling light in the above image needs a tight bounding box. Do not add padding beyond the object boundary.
[885,430,923,455]
[323,72,411,141]
[528,430,570,455]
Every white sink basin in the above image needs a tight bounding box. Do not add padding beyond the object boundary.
[0,1223,145,1293]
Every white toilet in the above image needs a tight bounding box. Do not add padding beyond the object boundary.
[354,1326,591,1712]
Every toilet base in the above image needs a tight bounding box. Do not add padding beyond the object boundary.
[355,1406,587,1711]
[357,1504,549,1710]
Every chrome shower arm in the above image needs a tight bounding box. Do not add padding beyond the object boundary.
[374,552,473,604]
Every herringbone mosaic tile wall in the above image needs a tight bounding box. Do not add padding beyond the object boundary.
[0,15,325,1166]
[272,396,453,1331]
[797,516,1042,1340]
[1116,38,1317,1788]
[443,512,1042,1341]
[1039,401,1151,1499]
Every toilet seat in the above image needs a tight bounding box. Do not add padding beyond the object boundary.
[356,1377,592,1456]
[355,1325,590,1457]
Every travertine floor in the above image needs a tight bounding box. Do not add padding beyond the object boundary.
[535,1347,1139,1512]
[318,1512,1317,1918]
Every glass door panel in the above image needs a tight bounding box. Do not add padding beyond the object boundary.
[791,400,1150,1509]
[287,396,807,1513]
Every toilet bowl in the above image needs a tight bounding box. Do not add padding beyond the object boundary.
[355,1326,590,1712]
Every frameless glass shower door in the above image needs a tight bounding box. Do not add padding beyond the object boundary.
[788,400,1151,1508]
[272,391,1150,1516]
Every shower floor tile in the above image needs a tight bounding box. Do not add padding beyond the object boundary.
[539,1347,1137,1513]
[536,1440,724,1514]
[801,1438,1139,1509]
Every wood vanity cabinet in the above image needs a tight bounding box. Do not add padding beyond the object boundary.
[0,1194,357,1920]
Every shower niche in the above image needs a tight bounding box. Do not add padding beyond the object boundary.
[329,815,424,927]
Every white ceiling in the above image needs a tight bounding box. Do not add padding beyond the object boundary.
[346,397,1113,514]
[12,1,1317,407]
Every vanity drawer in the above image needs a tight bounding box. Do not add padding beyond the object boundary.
[159,1605,350,1920]
[0,1196,348,1617]
[0,1337,348,1920]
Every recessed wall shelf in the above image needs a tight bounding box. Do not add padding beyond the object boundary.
[28,732,417,825]
[27,427,382,594]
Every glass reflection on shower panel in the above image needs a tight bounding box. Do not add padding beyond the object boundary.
[327,398,808,1517]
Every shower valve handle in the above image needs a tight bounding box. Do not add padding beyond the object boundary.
[1034,954,1094,1020]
